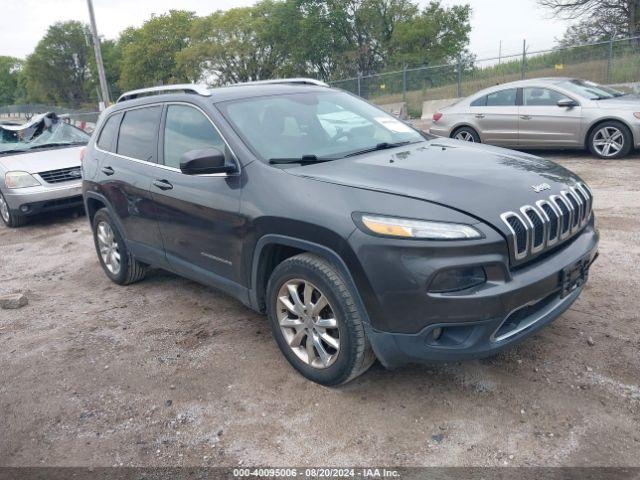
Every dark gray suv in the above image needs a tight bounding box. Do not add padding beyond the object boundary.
[82,79,599,385]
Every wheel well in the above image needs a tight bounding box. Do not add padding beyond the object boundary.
[255,243,306,312]
[85,197,106,223]
[585,118,633,149]
[450,124,478,138]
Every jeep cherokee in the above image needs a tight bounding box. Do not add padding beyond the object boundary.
[82,80,599,385]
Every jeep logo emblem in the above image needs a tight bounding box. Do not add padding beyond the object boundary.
[531,183,551,193]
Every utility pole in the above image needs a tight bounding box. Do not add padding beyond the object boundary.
[86,0,110,108]
[498,40,502,65]
[521,39,527,80]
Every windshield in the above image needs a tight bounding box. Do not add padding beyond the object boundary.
[557,79,625,100]
[218,91,424,162]
[0,114,90,154]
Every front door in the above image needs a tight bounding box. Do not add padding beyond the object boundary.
[150,103,244,285]
[518,87,582,147]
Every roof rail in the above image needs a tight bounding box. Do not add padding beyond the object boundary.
[232,78,329,88]
[117,84,212,103]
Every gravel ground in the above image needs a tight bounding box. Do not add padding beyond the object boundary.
[1,151,639,468]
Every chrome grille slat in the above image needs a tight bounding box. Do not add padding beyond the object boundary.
[38,167,82,184]
[501,183,593,263]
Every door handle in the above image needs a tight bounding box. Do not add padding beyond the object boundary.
[520,115,532,120]
[152,179,173,191]
[475,114,485,119]
[101,166,115,176]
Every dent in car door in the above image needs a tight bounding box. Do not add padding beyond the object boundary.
[518,87,582,147]
[471,88,519,146]
[151,103,245,285]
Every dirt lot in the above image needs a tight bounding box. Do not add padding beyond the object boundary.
[1,151,639,468]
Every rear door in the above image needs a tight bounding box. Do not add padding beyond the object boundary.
[150,103,244,285]
[469,88,519,146]
[518,87,582,147]
[96,105,166,265]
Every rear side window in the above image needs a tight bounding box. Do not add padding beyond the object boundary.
[97,114,121,151]
[470,96,486,107]
[117,106,162,162]
[163,105,226,169]
[486,89,517,106]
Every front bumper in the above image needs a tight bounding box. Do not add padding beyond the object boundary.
[3,181,83,216]
[350,219,599,368]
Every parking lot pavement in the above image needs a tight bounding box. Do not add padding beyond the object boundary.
[1,151,639,467]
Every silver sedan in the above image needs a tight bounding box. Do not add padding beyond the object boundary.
[429,77,639,159]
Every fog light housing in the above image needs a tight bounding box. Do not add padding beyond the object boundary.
[429,266,486,293]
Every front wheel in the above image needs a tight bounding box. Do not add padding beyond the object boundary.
[266,253,375,386]
[588,121,632,159]
[0,191,28,228]
[452,126,481,143]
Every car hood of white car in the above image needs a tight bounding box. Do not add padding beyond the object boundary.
[0,146,84,174]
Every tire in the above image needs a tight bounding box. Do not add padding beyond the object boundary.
[452,126,481,143]
[0,191,28,228]
[91,208,146,285]
[587,121,632,159]
[266,253,376,386]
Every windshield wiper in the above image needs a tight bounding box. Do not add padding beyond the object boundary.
[342,140,417,158]
[26,142,87,149]
[269,154,336,165]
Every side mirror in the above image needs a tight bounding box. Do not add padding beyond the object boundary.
[179,148,236,175]
[557,98,578,108]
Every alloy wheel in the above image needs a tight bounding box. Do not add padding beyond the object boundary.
[96,221,121,275]
[593,126,624,158]
[454,131,476,142]
[276,279,340,369]
[0,194,9,223]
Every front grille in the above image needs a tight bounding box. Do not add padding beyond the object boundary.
[501,182,593,263]
[38,167,82,184]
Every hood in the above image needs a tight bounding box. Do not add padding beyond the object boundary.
[0,146,83,174]
[596,94,640,110]
[285,138,584,234]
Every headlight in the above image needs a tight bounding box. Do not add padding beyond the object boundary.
[358,214,483,240]
[5,171,41,189]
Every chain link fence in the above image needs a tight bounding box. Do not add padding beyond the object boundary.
[331,36,640,118]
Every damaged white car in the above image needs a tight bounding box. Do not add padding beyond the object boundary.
[0,113,89,227]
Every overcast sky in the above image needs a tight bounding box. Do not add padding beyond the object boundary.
[0,0,568,61]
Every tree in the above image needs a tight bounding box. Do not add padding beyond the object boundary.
[539,0,640,39]
[179,3,286,84]
[389,1,472,68]
[118,10,195,90]
[0,57,22,106]
[23,21,93,106]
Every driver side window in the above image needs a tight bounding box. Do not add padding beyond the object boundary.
[163,105,226,169]
[523,88,572,106]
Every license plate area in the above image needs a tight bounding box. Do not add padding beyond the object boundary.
[560,256,591,298]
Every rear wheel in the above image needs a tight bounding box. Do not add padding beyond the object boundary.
[588,121,632,159]
[266,253,375,386]
[92,208,146,285]
[452,126,481,143]
[0,191,28,228]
